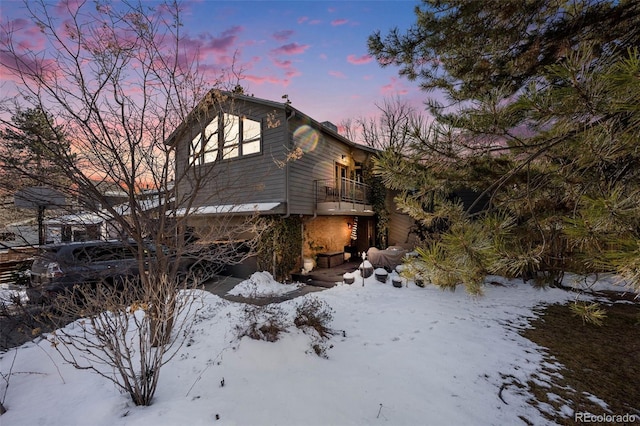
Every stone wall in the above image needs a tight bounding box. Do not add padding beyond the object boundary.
[303,215,353,260]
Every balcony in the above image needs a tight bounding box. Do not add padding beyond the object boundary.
[315,178,374,216]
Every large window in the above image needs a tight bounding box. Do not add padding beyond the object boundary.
[190,113,262,165]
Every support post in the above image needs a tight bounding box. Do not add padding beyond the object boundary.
[37,205,45,246]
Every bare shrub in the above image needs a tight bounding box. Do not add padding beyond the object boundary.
[294,297,337,358]
[294,297,336,339]
[48,274,203,406]
[234,304,288,343]
[230,298,339,358]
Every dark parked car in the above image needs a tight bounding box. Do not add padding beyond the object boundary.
[27,240,153,304]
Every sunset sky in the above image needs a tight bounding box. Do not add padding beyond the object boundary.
[0,0,427,132]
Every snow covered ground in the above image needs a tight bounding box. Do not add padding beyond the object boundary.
[226,271,303,298]
[1,270,621,426]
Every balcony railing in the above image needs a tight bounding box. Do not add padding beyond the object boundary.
[315,178,371,208]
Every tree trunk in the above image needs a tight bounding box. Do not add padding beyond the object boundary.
[150,298,175,348]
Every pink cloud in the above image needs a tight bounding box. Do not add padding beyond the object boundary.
[245,68,300,88]
[204,25,243,53]
[0,49,62,87]
[347,54,373,65]
[270,57,301,79]
[271,42,310,56]
[285,69,301,80]
[261,51,304,87]
[165,26,247,76]
[381,77,409,96]
[272,30,294,42]
[245,55,262,68]
[54,0,85,15]
[331,19,348,26]
[329,70,347,79]
[2,18,45,51]
[245,74,283,85]
[272,58,293,69]
[299,17,322,25]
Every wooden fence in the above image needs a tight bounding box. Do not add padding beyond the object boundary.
[0,247,37,286]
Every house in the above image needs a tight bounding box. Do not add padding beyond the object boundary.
[168,90,414,277]
[2,181,171,246]
[44,184,173,244]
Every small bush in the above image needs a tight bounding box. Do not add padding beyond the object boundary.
[294,297,336,339]
[293,296,337,359]
[233,297,340,357]
[235,304,288,342]
[309,342,334,359]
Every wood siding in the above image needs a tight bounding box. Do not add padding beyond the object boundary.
[287,115,371,215]
[173,93,376,217]
[386,191,417,247]
[174,98,288,211]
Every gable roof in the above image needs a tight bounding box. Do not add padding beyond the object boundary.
[165,89,378,155]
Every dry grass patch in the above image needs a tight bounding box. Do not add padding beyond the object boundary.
[520,294,639,424]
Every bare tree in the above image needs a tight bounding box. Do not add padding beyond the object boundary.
[340,97,428,152]
[0,0,265,407]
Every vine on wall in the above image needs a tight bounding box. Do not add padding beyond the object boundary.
[364,158,390,248]
[256,216,302,281]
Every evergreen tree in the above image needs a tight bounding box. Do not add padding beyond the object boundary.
[369,0,640,100]
[0,106,72,193]
[368,1,640,296]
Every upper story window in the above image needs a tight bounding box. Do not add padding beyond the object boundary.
[190,113,262,165]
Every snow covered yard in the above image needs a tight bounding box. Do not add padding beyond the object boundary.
[0,272,603,426]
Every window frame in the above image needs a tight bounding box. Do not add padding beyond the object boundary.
[189,112,262,165]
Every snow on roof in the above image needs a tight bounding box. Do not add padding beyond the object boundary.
[44,212,106,225]
[112,196,165,215]
[43,196,168,226]
[174,202,281,216]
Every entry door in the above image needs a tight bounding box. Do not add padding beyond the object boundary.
[335,164,348,197]
[356,217,376,254]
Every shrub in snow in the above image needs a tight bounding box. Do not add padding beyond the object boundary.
[47,274,202,406]
[235,304,288,342]
[294,297,335,339]
[294,297,337,358]
[232,297,339,357]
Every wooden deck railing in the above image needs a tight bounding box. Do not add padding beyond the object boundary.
[315,178,371,205]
